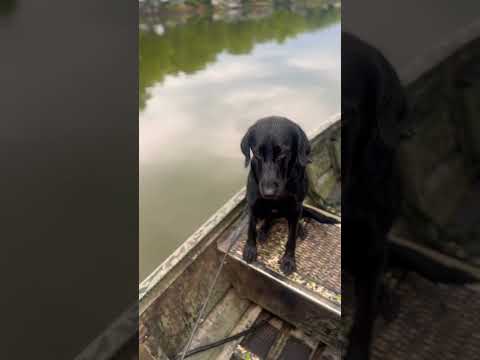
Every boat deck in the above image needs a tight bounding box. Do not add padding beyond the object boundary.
[342,271,480,359]
[230,218,341,305]
[218,214,341,349]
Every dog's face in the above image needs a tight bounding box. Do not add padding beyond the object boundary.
[241,117,310,199]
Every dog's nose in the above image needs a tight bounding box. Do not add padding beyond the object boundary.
[262,182,279,198]
[263,186,275,196]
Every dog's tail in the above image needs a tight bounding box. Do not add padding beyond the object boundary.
[302,204,340,224]
[388,237,479,284]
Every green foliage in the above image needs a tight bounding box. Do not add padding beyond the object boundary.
[185,0,210,7]
[139,5,340,109]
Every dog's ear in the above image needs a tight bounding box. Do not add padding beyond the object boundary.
[295,125,311,167]
[241,127,254,168]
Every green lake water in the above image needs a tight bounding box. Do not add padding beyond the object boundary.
[139,4,340,280]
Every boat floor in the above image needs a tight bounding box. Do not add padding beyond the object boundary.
[231,309,340,360]
[342,272,480,359]
[222,217,341,306]
[218,216,341,348]
[187,304,341,360]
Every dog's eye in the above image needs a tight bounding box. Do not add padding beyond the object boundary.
[252,151,262,159]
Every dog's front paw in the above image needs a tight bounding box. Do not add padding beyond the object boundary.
[258,229,268,243]
[279,255,296,275]
[243,243,257,263]
[345,339,370,360]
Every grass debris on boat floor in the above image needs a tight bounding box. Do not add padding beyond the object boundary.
[225,219,341,305]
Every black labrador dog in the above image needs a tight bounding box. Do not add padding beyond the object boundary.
[342,32,408,360]
[240,116,337,275]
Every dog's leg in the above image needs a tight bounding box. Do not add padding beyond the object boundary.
[346,249,386,360]
[243,213,258,263]
[258,216,273,243]
[298,220,307,240]
[280,212,300,275]
[379,280,400,323]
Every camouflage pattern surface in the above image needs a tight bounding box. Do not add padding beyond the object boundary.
[397,36,480,267]
[306,121,341,216]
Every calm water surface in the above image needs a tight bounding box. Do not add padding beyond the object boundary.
[140,7,340,280]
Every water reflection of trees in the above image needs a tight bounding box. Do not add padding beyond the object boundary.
[139,6,340,109]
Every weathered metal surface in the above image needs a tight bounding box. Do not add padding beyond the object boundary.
[188,289,251,360]
[219,218,341,348]
[140,243,233,358]
[216,304,263,359]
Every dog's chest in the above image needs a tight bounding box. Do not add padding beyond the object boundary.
[253,198,294,218]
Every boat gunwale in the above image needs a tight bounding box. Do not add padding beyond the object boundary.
[389,16,480,85]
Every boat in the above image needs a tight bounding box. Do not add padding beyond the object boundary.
[138,115,342,360]
[137,35,480,360]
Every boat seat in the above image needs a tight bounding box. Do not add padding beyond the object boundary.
[217,215,341,349]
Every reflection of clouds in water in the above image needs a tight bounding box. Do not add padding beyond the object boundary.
[223,86,288,105]
[140,24,340,166]
[194,60,273,83]
[288,55,339,72]
[140,99,194,165]
[158,60,272,88]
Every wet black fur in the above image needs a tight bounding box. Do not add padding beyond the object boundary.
[240,116,337,275]
[342,32,408,360]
